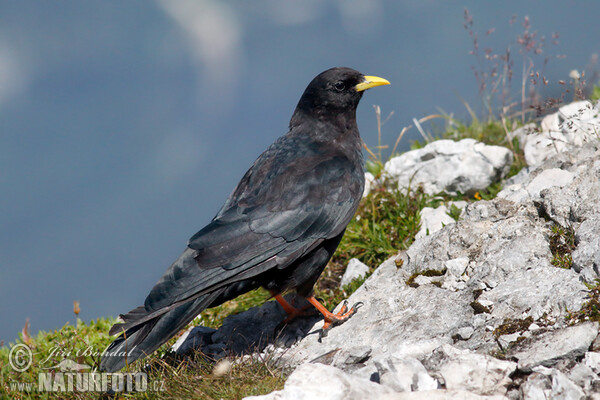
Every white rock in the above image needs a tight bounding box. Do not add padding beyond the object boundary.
[509,123,537,148]
[497,183,529,204]
[457,326,475,340]
[497,333,521,351]
[559,100,596,121]
[422,345,516,396]
[584,351,600,374]
[569,363,597,394]
[380,391,510,399]
[520,367,585,399]
[549,368,586,400]
[525,168,575,199]
[340,258,370,288]
[374,356,438,392]
[541,113,560,132]
[384,139,513,195]
[363,172,376,197]
[416,206,456,239]
[243,363,394,400]
[509,322,599,371]
[513,99,600,166]
[445,257,469,276]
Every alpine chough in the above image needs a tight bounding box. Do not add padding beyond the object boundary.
[100,67,389,372]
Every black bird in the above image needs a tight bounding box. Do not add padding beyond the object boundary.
[100,67,389,372]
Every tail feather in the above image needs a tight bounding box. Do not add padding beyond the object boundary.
[100,290,222,372]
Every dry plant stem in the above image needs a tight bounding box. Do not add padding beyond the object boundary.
[391,125,412,156]
[500,114,516,153]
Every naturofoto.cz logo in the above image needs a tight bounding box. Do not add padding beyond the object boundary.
[7,343,165,393]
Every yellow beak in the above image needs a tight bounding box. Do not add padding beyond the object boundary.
[354,75,390,92]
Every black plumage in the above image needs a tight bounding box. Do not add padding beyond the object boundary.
[100,67,389,372]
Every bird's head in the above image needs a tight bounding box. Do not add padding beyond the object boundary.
[293,67,390,119]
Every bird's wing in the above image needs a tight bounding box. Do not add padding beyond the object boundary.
[144,133,363,312]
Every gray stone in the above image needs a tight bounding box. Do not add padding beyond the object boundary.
[511,100,600,166]
[549,368,586,400]
[525,168,575,200]
[416,205,456,239]
[363,172,376,197]
[374,356,438,392]
[310,346,372,370]
[383,392,509,400]
[171,325,216,355]
[457,326,475,340]
[508,322,598,372]
[584,351,600,374]
[200,136,600,399]
[340,258,370,288]
[569,363,597,394]
[421,345,516,396]
[572,216,600,281]
[497,333,521,351]
[243,363,395,400]
[384,138,513,195]
[522,366,586,400]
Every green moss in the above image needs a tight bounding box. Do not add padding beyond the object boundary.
[470,301,491,314]
[405,269,447,288]
[549,223,576,269]
[566,280,600,324]
[493,316,534,337]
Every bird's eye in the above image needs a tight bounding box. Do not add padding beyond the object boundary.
[334,81,345,91]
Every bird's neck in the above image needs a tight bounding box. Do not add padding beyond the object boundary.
[289,108,359,139]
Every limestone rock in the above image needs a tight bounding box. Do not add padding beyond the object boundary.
[340,258,370,288]
[384,138,513,195]
[243,363,395,400]
[416,206,456,239]
[520,367,586,400]
[421,344,516,396]
[508,322,598,372]
[509,100,600,166]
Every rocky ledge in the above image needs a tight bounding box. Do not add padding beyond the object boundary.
[176,101,600,399]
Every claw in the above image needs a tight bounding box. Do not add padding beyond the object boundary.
[338,300,349,314]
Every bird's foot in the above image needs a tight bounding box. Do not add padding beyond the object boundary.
[273,294,319,324]
[319,300,363,340]
[303,296,363,341]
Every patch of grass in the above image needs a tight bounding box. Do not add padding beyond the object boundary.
[405,269,447,288]
[470,301,491,315]
[493,316,534,338]
[201,288,272,329]
[315,185,432,309]
[0,317,115,399]
[447,204,463,222]
[134,352,285,400]
[590,82,600,102]
[549,223,576,269]
[0,315,284,400]
[566,280,600,325]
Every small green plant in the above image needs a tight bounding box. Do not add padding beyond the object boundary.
[549,223,576,269]
[566,280,600,324]
[591,82,600,101]
[447,204,463,222]
[405,269,447,288]
[493,316,534,338]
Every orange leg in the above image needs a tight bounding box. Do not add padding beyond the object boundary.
[272,293,317,323]
[271,292,363,339]
[305,296,363,338]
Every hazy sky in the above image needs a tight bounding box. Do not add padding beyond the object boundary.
[2,0,599,343]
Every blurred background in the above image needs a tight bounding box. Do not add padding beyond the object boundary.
[1,0,599,343]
